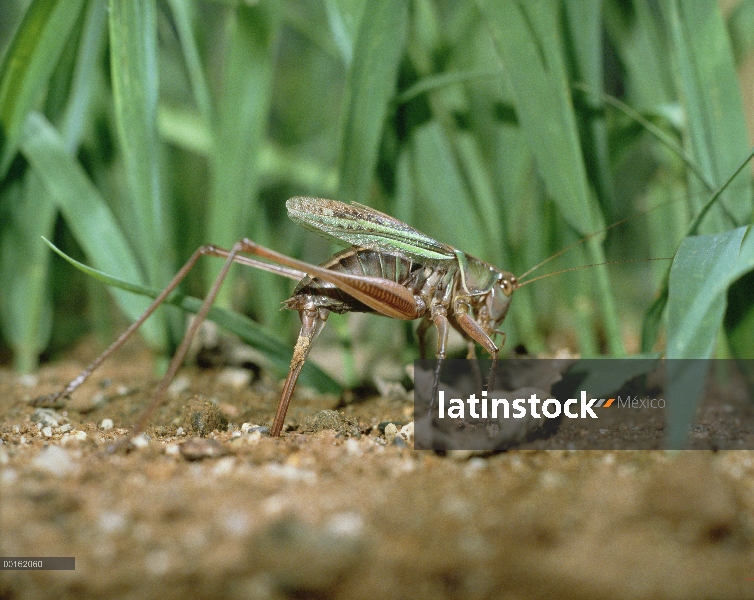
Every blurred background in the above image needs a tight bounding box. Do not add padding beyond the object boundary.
[0,0,753,394]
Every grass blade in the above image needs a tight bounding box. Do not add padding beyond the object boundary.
[478,0,622,355]
[166,0,215,133]
[0,0,86,176]
[0,174,55,373]
[206,2,280,321]
[664,0,753,227]
[337,0,409,204]
[0,0,107,373]
[666,225,754,445]
[19,112,161,346]
[109,0,171,349]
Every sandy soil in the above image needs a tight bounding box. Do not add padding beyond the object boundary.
[2,340,754,599]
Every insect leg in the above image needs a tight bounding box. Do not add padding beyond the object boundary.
[416,316,432,360]
[35,243,308,410]
[428,304,449,411]
[454,303,500,392]
[127,240,253,443]
[236,239,426,320]
[270,301,329,436]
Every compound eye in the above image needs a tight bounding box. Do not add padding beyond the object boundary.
[500,276,516,296]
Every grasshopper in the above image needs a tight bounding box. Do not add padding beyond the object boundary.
[40,196,640,439]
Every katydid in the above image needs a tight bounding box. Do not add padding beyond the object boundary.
[38,196,660,441]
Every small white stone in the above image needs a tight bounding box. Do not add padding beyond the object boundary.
[211,457,235,476]
[57,424,71,434]
[168,375,191,398]
[384,423,398,443]
[164,444,180,456]
[1,469,18,485]
[175,427,185,436]
[100,419,114,431]
[244,430,262,445]
[131,434,150,449]
[399,422,414,444]
[98,511,127,533]
[41,426,53,438]
[31,445,76,476]
[73,430,87,442]
[326,512,364,538]
[264,463,316,483]
[18,373,38,387]
[221,510,251,537]
[241,423,252,433]
[345,438,362,455]
[217,367,252,390]
[31,408,64,427]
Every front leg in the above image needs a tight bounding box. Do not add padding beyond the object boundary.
[453,297,500,391]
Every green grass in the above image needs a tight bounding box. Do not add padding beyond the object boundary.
[1,0,753,445]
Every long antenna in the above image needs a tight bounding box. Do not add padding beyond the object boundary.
[516,257,673,289]
[516,197,682,284]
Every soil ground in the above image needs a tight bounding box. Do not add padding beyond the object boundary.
[2,339,754,599]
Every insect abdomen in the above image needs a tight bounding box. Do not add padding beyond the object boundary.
[283,247,425,314]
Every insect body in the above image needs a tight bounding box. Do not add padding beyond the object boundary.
[42,197,521,440]
[274,198,518,435]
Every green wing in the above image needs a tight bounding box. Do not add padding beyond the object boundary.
[286,197,455,263]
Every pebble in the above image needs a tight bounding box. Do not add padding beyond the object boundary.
[326,512,364,538]
[217,367,252,390]
[130,434,150,449]
[384,423,398,444]
[31,445,76,476]
[181,398,227,436]
[252,516,365,594]
[100,419,114,430]
[301,410,358,434]
[180,437,227,461]
[0,469,18,485]
[31,408,64,427]
[264,463,317,483]
[221,509,252,538]
[167,375,191,398]
[98,511,127,534]
[18,373,39,387]
[232,430,262,445]
[399,422,414,444]
[41,426,52,438]
[391,436,407,448]
[211,456,236,476]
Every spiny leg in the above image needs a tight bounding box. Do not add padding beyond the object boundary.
[454,305,499,393]
[416,316,432,360]
[124,241,250,446]
[34,243,307,409]
[270,302,329,437]
[428,304,450,413]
